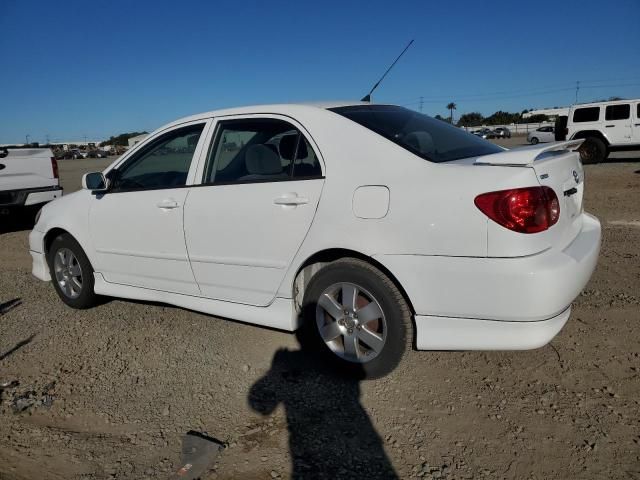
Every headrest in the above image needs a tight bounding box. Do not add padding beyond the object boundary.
[245,144,282,175]
[279,134,309,161]
[404,131,434,154]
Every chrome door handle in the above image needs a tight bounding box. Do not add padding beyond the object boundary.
[157,199,179,209]
[274,194,309,206]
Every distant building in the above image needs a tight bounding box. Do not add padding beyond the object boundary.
[522,107,569,119]
[128,134,149,148]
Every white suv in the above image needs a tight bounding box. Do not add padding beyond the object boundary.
[556,98,640,164]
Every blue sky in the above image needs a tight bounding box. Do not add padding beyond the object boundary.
[1,0,639,143]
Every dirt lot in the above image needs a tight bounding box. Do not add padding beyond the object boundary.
[1,146,639,479]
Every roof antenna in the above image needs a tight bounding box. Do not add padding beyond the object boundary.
[361,39,414,102]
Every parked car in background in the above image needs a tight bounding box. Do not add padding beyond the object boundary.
[494,127,511,138]
[472,128,497,139]
[0,147,62,217]
[527,126,555,144]
[29,103,600,379]
[555,98,640,164]
[87,150,108,158]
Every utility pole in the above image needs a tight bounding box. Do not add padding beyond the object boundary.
[419,96,424,112]
[575,80,580,104]
[45,134,50,145]
[25,134,31,145]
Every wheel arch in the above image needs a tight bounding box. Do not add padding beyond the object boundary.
[44,227,72,255]
[571,130,610,146]
[291,248,416,316]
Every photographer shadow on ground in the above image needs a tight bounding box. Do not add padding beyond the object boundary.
[248,338,398,479]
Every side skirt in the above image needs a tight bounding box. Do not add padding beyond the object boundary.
[93,273,298,331]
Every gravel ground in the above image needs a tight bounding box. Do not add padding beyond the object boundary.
[1,146,639,479]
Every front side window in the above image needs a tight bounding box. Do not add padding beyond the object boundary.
[605,104,630,121]
[204,119,321,184]
[111,124,204,191]
[573,107,600,123]
[329,105,502,163]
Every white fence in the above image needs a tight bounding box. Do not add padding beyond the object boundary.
[463,122,555,135]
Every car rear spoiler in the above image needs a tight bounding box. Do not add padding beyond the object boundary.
[474,139,584,166]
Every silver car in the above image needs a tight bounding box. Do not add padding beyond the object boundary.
[527,126,555,144]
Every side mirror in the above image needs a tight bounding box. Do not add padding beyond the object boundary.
[82,172,108,192]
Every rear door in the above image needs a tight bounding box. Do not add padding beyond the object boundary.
[184,115,324,306]
[604,103,632,145]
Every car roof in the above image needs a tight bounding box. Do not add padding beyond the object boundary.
[571,98,640,109]
[164,101,383,129]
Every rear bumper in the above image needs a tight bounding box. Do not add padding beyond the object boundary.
[0,186,62,207]
[374,212,601,349]
[415,307,571,350]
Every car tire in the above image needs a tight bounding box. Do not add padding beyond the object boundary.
[530,137,539,145]
[578,137,608,165]
[300,258,413,379]
[47,233,99,309]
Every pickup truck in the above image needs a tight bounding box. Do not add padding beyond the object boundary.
[0,148,63,216]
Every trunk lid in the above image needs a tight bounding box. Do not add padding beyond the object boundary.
[476,140,585,255]
[0,148,58,191]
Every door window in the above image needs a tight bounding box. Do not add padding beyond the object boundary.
[110,124,205,191]
[573,107,600,123]
[203,119,321,184]
[605,104,630,121]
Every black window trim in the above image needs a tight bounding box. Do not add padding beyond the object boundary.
[199,117,324,187]
[604,103,631,121]
[105,122,207,194]
[572,106,601,123]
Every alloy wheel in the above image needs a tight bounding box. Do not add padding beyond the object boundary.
[53,247,83,299]
[315,282,387,363]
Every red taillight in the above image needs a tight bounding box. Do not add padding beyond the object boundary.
[475,186,559,234]
[51,157,59,179]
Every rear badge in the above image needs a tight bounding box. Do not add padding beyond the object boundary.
[573,170,580,184]
[540,173,549,180]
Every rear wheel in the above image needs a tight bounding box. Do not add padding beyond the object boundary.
[301,258,413,379]
[578,137,607,164]
[530,137,539,145]
[47,233,99,309]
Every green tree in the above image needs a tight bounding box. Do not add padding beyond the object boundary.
[484,111,521,126]
[457,112,484,127]
[446,102,457,123]
[434,114,451,123]
[100,131,148,147]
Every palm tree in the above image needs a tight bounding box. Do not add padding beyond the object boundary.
[446,102,457,124]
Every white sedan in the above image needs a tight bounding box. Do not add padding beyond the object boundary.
[528,126,556,144]
[29,103,601,378]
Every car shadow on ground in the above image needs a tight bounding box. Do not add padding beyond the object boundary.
[249,341,398,479]
[0,209,37,235]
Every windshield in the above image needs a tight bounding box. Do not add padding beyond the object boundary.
[329,105,502,163]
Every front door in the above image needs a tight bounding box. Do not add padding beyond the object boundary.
[89,122,208,295]
[604,103,632,145]
[184,116,324,306]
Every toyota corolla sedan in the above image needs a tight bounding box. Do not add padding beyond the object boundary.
[29,103,601,378]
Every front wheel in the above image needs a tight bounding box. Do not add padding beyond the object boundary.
[301,258,413,379]
[530,137,539,145]
[47,233,99,309]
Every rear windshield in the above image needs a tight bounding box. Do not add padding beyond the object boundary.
[329,105,502,163]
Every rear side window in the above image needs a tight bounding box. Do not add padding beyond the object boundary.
[329,105,502,163]
[203,119,321,184]
[573,107,600,123]
[605,104,630,121]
